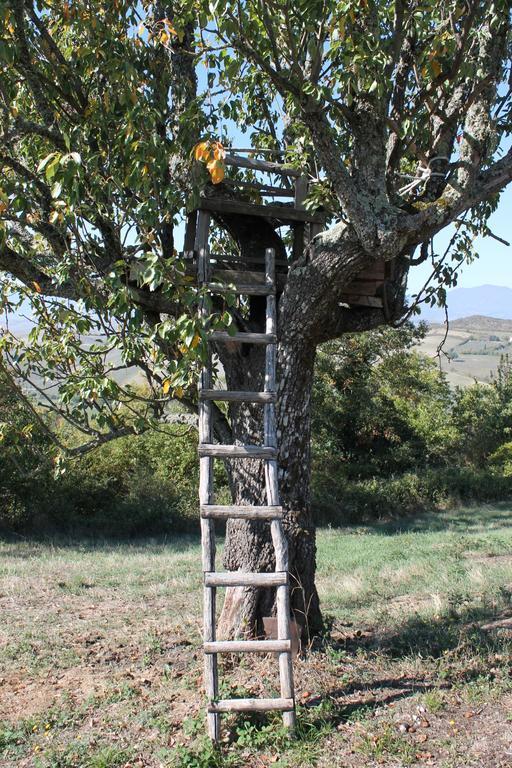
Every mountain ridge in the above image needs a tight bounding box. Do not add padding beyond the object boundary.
[418,284,512,323]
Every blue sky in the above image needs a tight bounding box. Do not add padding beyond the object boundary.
[407,184,512,294]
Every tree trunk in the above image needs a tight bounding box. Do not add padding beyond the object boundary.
[217,334,321,641]
[211,218,405,641]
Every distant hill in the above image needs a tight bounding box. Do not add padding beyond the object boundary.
[418,285,512,323]
[417,313,512,388]
[430,315,512,333]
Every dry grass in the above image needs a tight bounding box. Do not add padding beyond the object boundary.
[1,505,512,767]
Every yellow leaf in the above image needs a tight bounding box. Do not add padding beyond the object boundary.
[162,379,171,394]
[212,141,225,160]
[33,281,42,293]
[49,210,59,224]
[138,22,145,35]
[194,141,210,162]
[207,158,225,184]
[190,332,201,349]
[159,31,169,45]
[174,385,184,399]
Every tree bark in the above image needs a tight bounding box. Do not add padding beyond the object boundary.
[217,335,321,641]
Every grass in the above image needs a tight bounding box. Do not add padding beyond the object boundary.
[1,504,512,767]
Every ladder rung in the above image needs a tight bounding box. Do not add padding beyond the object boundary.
[207,282,275,296]
[199,390,276,403]
[211,331,276,344]
[204,571,288,587]
[208,697,295,713]
[198,444,277,459]
[204,639,291,654]
[201,504,283,520]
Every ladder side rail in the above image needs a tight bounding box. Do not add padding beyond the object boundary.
[197,213,220,743]
[264,248,296,731]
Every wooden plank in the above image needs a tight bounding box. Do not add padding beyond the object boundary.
[294,175,308,209]
[199,390,276,403]
[196,212,220,744]
[204,571,288,587]
[264,247,296,732]
[208,698,295,713]
[211,331,276,344]
[211,268,266,283]
[225,148,284,155]
[198,196,326,224]
[224,153,301,177]
[207,282,275,296]
[343,279,383,295]
[211,252,288,267]
[223,178,294,197]
[204,639,291,653]
[201,504,283,520]
[198,444,277,459]
[339,295,383,308]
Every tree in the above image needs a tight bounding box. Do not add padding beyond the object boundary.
[1,0,512,637]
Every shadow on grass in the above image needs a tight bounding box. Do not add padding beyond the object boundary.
[333,500,512,536]
[0,532,202,557]
[309,599,512,728]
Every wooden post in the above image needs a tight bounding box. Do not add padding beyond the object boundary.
[264,248,296,732]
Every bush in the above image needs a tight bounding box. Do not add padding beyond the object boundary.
[489,442,512,477]
[313,465,512,525]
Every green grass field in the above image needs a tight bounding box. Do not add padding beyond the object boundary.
[1,504,512,767]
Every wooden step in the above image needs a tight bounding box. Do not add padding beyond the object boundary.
[204,571,288,587]
[211,331,276,344]
[199,390,276,403]
[198,444,277,459]
[204,639,291,653]
[207,282,275,296]
[201,504,283,520]
[208,697,295,713]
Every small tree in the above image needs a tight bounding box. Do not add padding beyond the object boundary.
[1,1,512,636]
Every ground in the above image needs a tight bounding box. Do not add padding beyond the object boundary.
[417,316,512,387]
[1,504,512,768]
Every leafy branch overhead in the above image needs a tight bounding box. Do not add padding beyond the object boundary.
[0,0,511,454]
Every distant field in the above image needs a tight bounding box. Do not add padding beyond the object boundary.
[417,315,512,387]
[2,505,512,767]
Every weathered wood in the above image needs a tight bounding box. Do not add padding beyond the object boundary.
[342,279,384,295]
[210,268,267,283]
[207,282,275,296]
[204,639,291,653]
[184,211,197,256]
[201,504,283,520]
[294,175,308,209]
[264,248,296,731]
[211,331,276,344]
[225,148,284,155]
[198,196,326,224]
[196,212,220,743]
[199,390,276,403]
[204,571,288,587]
[198,444,277,459]
[224,153,301,177]
[338,294,384,308]
[223,178,295,197]
[208,698,295,713]
[183,264,287,291]
[211,252,288,267]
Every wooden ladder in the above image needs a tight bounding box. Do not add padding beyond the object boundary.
[196,210,296,741]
